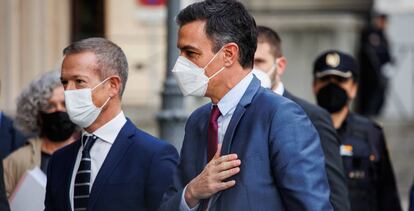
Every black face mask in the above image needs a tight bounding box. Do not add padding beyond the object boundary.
[40,111,76,142]
[316,83,349,113]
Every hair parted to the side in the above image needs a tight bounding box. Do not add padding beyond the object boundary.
[257,26,283,58]
[14,71,62,135]
[176,0,257,69]
[63,37,129,96]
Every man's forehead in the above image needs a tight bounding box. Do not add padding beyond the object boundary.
[61,63,98,79]
[256,42,275,59]
[62,52,97,67]
[177,20,211,50]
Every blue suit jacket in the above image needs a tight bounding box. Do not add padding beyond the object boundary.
[160,77,333,211]
[0,113,28,160]
[44,119,179,211]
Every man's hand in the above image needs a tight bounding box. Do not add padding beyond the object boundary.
[184,145,241,208]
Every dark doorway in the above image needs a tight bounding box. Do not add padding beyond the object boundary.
[71,0,105,42]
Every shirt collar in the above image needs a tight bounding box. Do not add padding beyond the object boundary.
[82,111,127,144]
[216,73,253,116]
[273,82,285,95]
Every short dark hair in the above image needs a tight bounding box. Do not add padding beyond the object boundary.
[63,37,129,96]
[176,0,257,69]
[257,26,282,58]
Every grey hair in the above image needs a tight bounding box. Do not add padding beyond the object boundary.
[63,37,129,97]
[14,71,61,135]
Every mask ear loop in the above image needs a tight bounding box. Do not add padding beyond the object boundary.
[99,97,111,109]
[92,77,112,91]
[204,46,226,80]
[208,67,226,80]
[267,58,279,77]
[91,77,112,109]
[203,46,225,70]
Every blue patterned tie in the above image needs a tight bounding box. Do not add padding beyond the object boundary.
[74,135,97,211]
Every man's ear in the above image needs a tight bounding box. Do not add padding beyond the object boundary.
[107,76,122,98]
[276,56,287,77]
[349,81,358,100]
[312,80,318,95]
[222,43,239,67]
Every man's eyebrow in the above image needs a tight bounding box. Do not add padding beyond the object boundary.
[254,58,266,62]
[60,74,87,80]
[178,44,199,52]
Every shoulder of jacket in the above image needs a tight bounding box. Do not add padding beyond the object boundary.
[350,114,383,136]
[3,137,40,168]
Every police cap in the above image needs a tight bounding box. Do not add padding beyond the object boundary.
[313,50,359,81]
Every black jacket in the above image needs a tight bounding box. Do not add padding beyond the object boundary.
[283,90,350,211]
[337,113,402,211]
[0,163,10,211]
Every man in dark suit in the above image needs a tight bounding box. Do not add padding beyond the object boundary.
[0,97,28,160]
[253,26,350,211]
[0,164,10,211]
[44,38,179,211]
[160,1,332,210]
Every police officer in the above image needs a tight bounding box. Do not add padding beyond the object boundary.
[356,12,392,117]
[312,50,402,211]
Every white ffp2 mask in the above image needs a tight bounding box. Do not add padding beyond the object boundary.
[64,78,111,128]
[172,49,225,96]
[252,68,272,88]
[253,58,279,88]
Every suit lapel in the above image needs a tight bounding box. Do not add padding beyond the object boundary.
[221,77,260,155]
[220,105,246,155]
[88,120,135,210]
[210,77,261,208]
[64,140,82,211]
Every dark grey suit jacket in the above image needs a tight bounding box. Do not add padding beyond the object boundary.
[283,90,350,211]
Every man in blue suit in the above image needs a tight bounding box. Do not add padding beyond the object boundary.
[160,0,333,210]
[0,81,28,159]
[44,38,179,211]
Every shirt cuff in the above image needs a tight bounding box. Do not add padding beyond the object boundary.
[180,185,200,211]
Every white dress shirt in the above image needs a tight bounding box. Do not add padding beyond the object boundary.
[69,111,127,211]
[273,82,285,96]
[180,73,254,211]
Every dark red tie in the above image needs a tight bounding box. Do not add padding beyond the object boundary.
[202,105,221,211]
[207,105,221,162]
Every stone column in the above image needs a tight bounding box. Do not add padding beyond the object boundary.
[157,0,187,151]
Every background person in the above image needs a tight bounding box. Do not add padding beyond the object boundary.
[356,12,392,117]
[3,71,77,197]
[253,25,350,211]
[312,50,401,211]
[0,80,28,160]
